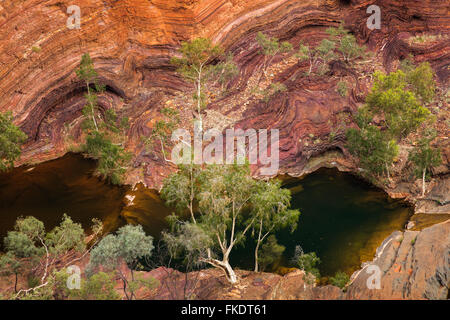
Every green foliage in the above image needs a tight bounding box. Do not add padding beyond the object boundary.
[346,62,436,180]
[399,54,416,74]
[252,180,300,234]
[70,272,120,300]
[258,235,285,272]
[336,81,348,97]
[210,53,239,92]
[89,224,154,270]
[405,62,435,103]
[297,252,321,279]
[252,180,300,271]
[76,53,129,184]
[1,215,94,298]
[409,130,442,196]
[346,125,399,178]
[409,134,441,178]
[27,275,40,288]
[143,106,180,162]
[195,164,256,246]
[297,39,336,76]
[161,163,300,282]
[161,164,202,222]
[256,32,293,81]
[4,216,45,258]
[83,131,131,185]
[292,246,320,283]
[170,38,223,82]
[45,214,86,256]
[170,38,229,122]
[366,70,430,137]
[256,32,293,57]
[326,23,366,62]
[163,220,212,267]
[170,38,223,116]
[0,111,27,171]
[329,271,349,289]
[76,53,98,83]
[261,82,287,103]
[88,224,154,299]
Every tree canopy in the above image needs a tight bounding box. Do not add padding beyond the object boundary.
[161,163,300,283]
[0,111,27,171]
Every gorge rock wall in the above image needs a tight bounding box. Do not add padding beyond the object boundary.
[139,220,448,300]
[0,0,448,187]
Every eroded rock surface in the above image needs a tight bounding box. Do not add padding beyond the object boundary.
[345,220,450,300]
[144,220,449,300]
[0,0,448,188]
[0,0,448,300]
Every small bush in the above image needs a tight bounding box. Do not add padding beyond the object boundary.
[337,81,348,97]
[329,271,349,289]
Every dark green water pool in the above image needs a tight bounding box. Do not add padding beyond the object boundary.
[0,154,413,277]
[232,169,413,276]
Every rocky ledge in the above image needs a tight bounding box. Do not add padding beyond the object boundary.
[137,220,449,300]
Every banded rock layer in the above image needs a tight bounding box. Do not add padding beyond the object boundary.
[0,0,449,187]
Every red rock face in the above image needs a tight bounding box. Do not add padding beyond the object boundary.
[0,0,448,187]
[345,220,450,300]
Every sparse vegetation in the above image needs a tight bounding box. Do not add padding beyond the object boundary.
[143,106,180,163]
[76,53,130,184]
[336,81,348,97]
[254,82,288,103]
[346,62,436,181]
[292,246,321,284]
[170,38,237,131]
[256,32,293,82]
[258,235,285,272]
[329,271,350,289]
[409,130,442,197]
[0,111,27,172]
[408,33,447,45]
[326,22,366,63]
[296,39,335,76]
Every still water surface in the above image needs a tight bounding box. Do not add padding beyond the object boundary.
[0,154,412,276]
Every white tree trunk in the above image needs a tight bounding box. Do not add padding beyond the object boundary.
[202,256,238,284]
[422,168,426,197]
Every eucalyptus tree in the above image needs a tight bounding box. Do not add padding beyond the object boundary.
[161,163,300,284]
[76,53,104,132]
[251,180,300,272]
[143,106,180,163]
[256,32,293,82]
[296,39,335,76]
[0,214,98,299]
[326,23,366,63]
[87,224,156,300]
[0,111,27,171]
[409,130,442,197]
[170,38,237,131]
[346,62,436,181]
[75,53,130,184]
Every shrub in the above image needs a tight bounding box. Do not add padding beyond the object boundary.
[329,271,350,289]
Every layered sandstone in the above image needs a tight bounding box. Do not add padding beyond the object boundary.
[0,0,449,300]
[0,0,448,188]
